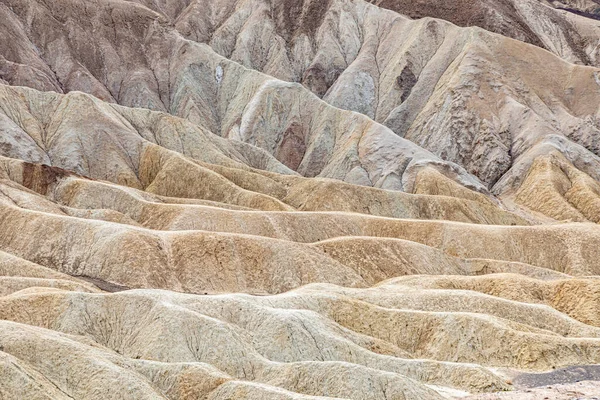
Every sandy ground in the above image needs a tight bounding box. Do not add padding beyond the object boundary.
[461,365,600,399]
[461,380,600,399]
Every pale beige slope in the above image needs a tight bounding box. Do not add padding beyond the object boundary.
[304,279,599,337]
[377,274,600,328]
[0,199,369,293]
[0,318,444,400]
[0,83,503,217]
[280,177,525,224]
[310,238,571,282]
[0,287,561,386]
[0,250,100,296]
[514,150,600,222]
[49,174,525,235]
[0,82,529,224]
[47,167,526,226]
[0,161,597,294]
[0,186,526,294]
[2,277,600,397]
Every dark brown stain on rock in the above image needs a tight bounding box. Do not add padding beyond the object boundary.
[275,122,307,171]
[370,0,547,50]
[302,64,329,97]
[272,0,333,43]
[396,61,417,103]
[302,64,343,97]
[21,162,73,195]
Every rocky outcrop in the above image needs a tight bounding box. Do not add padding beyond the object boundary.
[3,0,600,193]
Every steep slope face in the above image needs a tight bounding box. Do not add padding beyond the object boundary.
[0,83,502,206]
[369,0,600,65]
[548,0,600,15]
[170,0,600,193]
[373,0,545,47]
[513,151,600,222]
[0,3,491,193]
[3,0,600,196]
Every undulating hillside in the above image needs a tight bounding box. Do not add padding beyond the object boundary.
[2,0,600,398]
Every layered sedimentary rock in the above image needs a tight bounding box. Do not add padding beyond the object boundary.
[4,0,600,195]
[2,0,600,398]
